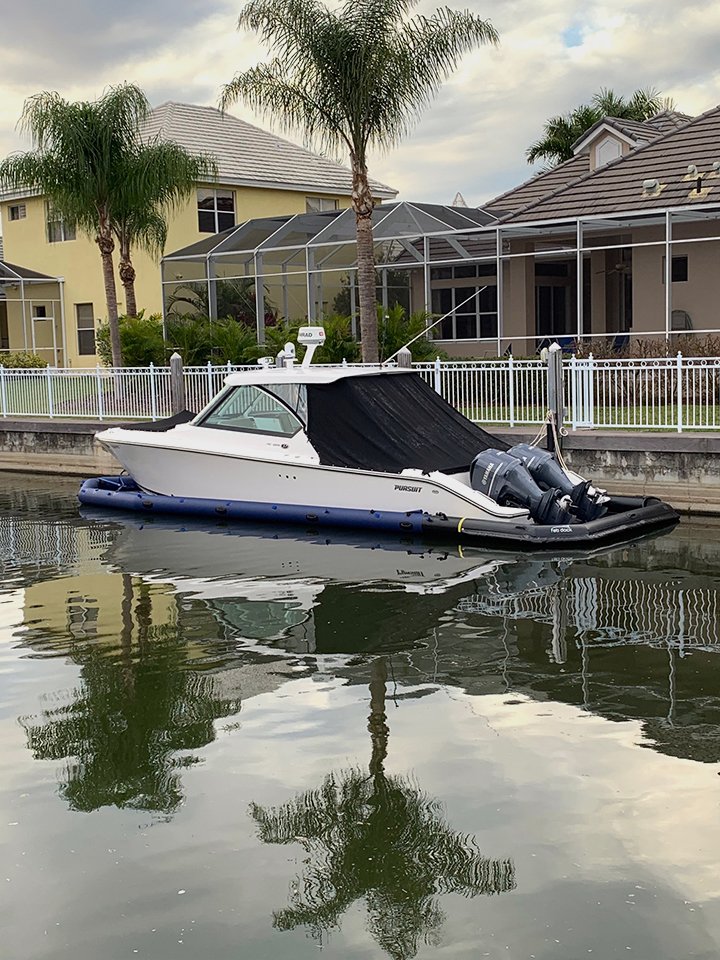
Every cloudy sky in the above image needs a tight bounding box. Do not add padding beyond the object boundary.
[1,0,719,206]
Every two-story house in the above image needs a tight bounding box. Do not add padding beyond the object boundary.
[0,101,397,366]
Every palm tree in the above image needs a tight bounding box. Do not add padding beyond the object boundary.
[0,85,150,366]
[526,87,672,166]
[250,658,515,958]
[114,142,217,317]
[220,0,498,363]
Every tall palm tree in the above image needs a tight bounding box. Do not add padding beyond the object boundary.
[0,85,150,366]
[220,0,498,363]
[251,658,515,958]
[114,142,217,317]
[526,87,672,166]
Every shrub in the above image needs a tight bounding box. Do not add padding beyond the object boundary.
[208,316,262,364]
[378,304,446,362]
[164,315,213,366]
[315,314,361,364]
[96,312,166,367]
[0,351,48,368]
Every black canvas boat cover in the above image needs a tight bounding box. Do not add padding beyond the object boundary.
[306,372,507,473]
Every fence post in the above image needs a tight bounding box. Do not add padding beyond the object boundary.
[170,352,186,415]
[508,353,515,428]
[207,360,213,406]
[677,351,683,433]
[396,347,412,368]
[567,354,575,431]
[547,342,564,452]
[0,365,6,418]
[46,366,54,418]
[588,353,595,428]
[433,356,442,394]
[149,362,158,422]
[96,365,104,421]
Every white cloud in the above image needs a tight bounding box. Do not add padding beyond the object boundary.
[1,0,719,207]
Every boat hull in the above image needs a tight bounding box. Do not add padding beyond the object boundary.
[79,477,679,550]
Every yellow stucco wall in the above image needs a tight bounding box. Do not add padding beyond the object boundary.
[1,185,352,367]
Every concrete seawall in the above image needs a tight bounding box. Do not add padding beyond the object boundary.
[1,419,719,515]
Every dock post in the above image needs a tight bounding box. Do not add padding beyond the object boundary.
[547,342,564,452]
[170,352,186,415]
[396,347,412,368]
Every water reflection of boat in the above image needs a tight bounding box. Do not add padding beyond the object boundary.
[98,516,720,764]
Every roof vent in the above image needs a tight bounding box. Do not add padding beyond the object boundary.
[687,163,699,177]
[642,178,663,197]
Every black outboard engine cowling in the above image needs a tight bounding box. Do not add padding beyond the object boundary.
[470,450,574,525]
[508,443,608,523]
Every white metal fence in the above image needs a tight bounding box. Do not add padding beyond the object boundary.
[568,355,720,432]
[1,354,719,432]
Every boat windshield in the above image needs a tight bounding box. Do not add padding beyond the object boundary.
[198,385,303,437]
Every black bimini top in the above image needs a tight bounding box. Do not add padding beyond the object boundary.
[305,372,507,474]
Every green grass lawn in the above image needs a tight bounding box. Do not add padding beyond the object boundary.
[463,403,720,429]
[0,373,159,419]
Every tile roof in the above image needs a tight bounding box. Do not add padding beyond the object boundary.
[484,154,590,215]
[645,110,694,133]
[502,104,720,223]
[485,112,696,219]
[143,102,397,199]
[582,116,662,146]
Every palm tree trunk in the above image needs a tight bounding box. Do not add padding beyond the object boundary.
[351,154,378,363]
[96,223,122,367]
[118,235,138,318]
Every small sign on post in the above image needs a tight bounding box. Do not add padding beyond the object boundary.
[546,342,564,452]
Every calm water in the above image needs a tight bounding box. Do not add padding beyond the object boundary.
[1,474,720,960]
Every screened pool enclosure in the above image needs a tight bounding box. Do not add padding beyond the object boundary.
[162,198,720,357]
[161,201,497,342]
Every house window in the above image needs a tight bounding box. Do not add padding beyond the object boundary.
[306,197,338,213]
[197,189,235,233]
[431,285,498,340]
[661,255,688,283]
[46,203,76,242]
[76,303,96,355]
[9,204,26,221]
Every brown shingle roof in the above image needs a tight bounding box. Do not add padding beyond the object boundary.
[503,104,720,223]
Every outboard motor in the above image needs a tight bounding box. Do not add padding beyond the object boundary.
[470,450,574,525]
[508,443,608,523]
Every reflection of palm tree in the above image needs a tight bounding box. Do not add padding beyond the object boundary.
[251,658,515,959]
[19,581,240,815]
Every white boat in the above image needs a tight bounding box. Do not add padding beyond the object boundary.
[80,328,678,549]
